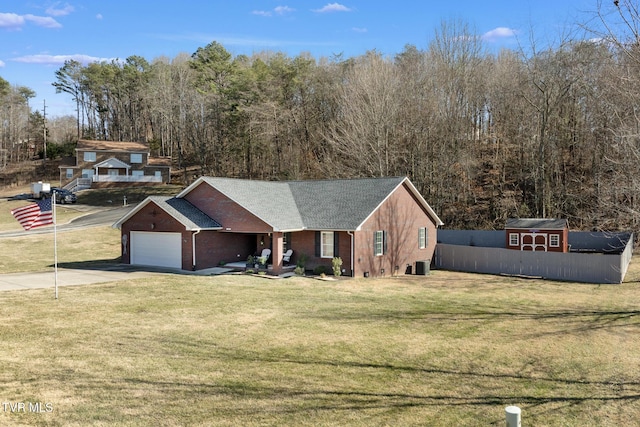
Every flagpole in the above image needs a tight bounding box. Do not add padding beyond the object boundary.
[53,191,58,300]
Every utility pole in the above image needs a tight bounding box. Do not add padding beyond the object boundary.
[43,99,47,161]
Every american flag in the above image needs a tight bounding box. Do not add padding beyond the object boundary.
[10,198,54,230]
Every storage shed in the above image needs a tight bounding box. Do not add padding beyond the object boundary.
[505,218,569,253]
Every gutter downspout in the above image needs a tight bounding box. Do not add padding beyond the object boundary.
[192,229,201,270]
[347,231,354,277]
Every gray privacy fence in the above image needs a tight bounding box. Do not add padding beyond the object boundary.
[435,230,634,284]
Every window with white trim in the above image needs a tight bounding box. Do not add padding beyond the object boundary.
[83,151,96,162]
[549,234,560,247]
[130,153,143,163]
[321,231,334,258]
[509,233,519,246]
[66,168,73,179]
[418,227,427,249]
[374,230,384,256]
[132,170,144,177]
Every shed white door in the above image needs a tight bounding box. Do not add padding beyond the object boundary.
[130,231,182,269]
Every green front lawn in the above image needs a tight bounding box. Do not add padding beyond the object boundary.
[0,240,638,426]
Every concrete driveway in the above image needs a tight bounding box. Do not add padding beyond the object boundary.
[0,265,159,292]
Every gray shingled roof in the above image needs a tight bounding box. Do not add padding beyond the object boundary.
[288,177,406,230]
[117,177,442,232]
[197,176,427,231]
[149,196,221,230]
[200,177,305,231]
[505,218,568,230]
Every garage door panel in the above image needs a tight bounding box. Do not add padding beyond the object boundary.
[131,231,182,269]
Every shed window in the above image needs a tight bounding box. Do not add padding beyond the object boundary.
[509,233,519,246]
[83,151,96,162]
[549,234,560,247]
[418,227,427,249]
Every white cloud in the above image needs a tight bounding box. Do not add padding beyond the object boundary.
[253,6,295,17]
[24,14,62,28]
[96,13,103,20]
[0,59,5,67]
[0,12,62,30]
[252,10,272,17]
[12,54,114,65]
[352,27,367,33]
[274,6,295,15]
[0,12,25,30]
[46,2,75,17]
[313,3,352,13]
[482,27,518,42]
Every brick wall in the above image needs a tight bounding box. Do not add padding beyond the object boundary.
[354,182,438,277]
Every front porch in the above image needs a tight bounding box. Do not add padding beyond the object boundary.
[93,175,162,183]
[222,261,297,273]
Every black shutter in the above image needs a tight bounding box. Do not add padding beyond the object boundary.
[333,232,339,257]
[315,231,321,257]
[383,230,388,254]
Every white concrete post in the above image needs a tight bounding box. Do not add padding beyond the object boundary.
[505,406,521,427]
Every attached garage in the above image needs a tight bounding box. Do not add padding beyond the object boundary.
[130,231,182,269]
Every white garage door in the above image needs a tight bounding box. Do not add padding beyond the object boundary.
[130,231,182,269]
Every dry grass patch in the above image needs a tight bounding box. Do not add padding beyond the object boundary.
[1,260,639,426]
[0,226,121,273]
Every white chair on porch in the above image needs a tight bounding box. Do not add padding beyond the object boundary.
[282,249,293,264]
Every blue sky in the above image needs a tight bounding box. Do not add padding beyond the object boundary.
[1,0,595,117]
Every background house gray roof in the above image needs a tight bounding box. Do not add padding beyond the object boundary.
[150,196,221,230]
[505,218,568,230]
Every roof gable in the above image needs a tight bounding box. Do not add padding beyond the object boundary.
[288,177,408,230]
[113,196,221,230]
[190,177,305,232]
[94,157,131,169]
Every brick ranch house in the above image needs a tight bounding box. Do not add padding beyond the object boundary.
[113,176,444,277]
[59,139,171,191]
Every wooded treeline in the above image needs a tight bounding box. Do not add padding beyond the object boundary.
[4,3,640,231]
